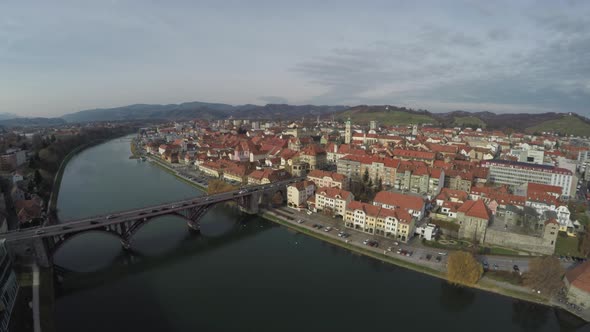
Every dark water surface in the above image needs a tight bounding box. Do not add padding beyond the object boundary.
[54,137,587,332]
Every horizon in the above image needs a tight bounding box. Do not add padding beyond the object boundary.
[2,1,590,118]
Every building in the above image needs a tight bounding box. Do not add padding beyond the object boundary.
[369,120,379,131]
[287,180,316,210]
[564,261,590,310]
[345,118,352,144]
[372,191,425,219]
[457,200,490,244]
[415,223,438,241]
[306,170,348,190]
[344,201,415,242]
[313,187,354,217]
[512,149,545,164]
[0,240,19,332]
[298,145,327,170]
[247,169,291,185]
[481,160,573,198]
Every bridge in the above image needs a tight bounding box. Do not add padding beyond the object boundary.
[2,177,304,267]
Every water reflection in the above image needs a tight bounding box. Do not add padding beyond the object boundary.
[511,300,550,331]
[439,282,476,313]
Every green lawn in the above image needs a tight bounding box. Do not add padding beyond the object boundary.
[453,116,487,128]
[555,233,582,257]
[482,246,521,256]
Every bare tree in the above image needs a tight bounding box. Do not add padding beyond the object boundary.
[522,256,564,296]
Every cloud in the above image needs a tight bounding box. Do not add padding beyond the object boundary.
[487,29,511,41]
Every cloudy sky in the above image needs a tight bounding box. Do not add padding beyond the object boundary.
[2,0,590,117]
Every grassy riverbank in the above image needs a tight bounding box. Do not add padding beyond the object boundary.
[261,210,551,307]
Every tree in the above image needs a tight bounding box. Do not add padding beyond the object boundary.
[522,256,564,296]
[446,251,483,286]
[376,177,383,192]
[580,232,590,258]
[34,170,43,186]
[362,168,369,183]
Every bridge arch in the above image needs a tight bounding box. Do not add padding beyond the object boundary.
[124,212,195,240]
[50,229,124,260]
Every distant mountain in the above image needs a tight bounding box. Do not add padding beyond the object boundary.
[24,100,587,137]
[61,102,348,123]
[0,117,66,128]
[330,106,590,136]
[333,105,438,125]
[0,113,20,121]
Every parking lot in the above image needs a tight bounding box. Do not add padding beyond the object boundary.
[271,207,450,271]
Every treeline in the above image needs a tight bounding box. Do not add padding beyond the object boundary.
[207,179,238,194]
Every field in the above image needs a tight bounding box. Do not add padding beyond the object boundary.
[526,115,590,137]
[452,116,487,128]
[337,110,437,125]
[555,233,582,257]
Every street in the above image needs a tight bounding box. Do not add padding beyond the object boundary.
[272,207,579,274]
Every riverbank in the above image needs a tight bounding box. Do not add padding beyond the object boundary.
[261,209,552,307]
[48,139,107,214]
[48,134,133,216]
[145,154,208,191]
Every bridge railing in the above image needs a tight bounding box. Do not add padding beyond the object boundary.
[1,176,305,235]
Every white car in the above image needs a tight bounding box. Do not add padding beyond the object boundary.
[296,219,304,224]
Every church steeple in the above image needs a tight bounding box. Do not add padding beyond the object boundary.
[345,117,352,144]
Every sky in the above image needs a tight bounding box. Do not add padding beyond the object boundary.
[1,0,590,117]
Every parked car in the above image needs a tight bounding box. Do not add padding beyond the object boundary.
[297,219,304,224]
[435,256,442,262]
[426,254,432,260]
[513,265,520,272]
[324,227,332,232]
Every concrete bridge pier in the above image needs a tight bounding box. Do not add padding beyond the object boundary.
[121,239,131,250]
[239,191,261,215]
[187,220,201,232]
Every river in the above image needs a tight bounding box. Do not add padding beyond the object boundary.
[54,137,586,332]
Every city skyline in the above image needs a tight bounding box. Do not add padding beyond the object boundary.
[2,1,590,117]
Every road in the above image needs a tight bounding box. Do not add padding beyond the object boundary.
[0,177,304,243]
[274,207,578,273]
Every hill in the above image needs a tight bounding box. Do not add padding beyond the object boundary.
[525,114,590,137]
[0,113,20,121]
[0,117,66,128]
[451,116,487,128]
[334,105,437,125]
[62,102,348,123]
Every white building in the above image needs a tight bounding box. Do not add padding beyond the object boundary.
[314,187,354,217]
[482,160,573,198]
[287,180,316,210]
[415,223,438,241]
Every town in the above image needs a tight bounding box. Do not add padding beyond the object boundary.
[1,113,590,329]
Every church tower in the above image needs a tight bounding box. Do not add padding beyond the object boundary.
[345,117,352,144]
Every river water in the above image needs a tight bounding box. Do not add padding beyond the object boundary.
[54,137,586,332]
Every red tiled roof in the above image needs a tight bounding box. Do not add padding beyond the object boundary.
[393,149,435,160]
[566,261,590,293]
[307,170,346,182]
[457,200,490,220]
[316,187,353,200]
[373,191,424,211]
[527,182,562,196]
